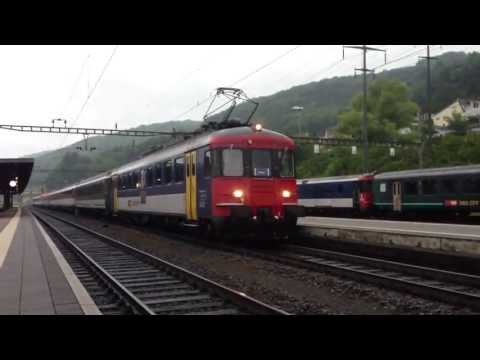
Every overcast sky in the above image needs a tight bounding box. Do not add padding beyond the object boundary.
[1,44,479,158]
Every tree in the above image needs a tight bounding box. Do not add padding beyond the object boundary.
[297,79,420,177]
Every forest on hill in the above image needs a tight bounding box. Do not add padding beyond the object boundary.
[25,51,480,193]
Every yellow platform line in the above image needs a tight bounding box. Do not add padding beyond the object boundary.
[0,208,22,269]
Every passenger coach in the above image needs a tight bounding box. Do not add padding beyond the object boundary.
[372,165,480,216]
[297,174,374,215]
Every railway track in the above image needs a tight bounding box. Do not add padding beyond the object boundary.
[36,208,480,312]
[267,245,480,311]
[32,209,288,315]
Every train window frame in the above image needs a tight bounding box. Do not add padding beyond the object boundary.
[204,150,212,178]
[146,167,154,187]
[155,163,163,185]
[421,178,437,195]
[442,178,456,194]
[404,181,418,195]
[251,149,272,178]
[164,159,173,184]
[174,157,185,183]
[462,177,480,194]
[221,148,244,177]
[274,149,295,178]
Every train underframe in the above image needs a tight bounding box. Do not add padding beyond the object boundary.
[38,203,304,241]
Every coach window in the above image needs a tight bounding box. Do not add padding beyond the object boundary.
[165,160,172,183]
[442,179,456,194]
[155,163,163,184]
[146,168,153,187]
[222,149,244,177]
[463,178,480,194]
[204,151,212,177]
[404,181,418,195]
[174,157,185,182]
[252,149,271,177]
[422,179,437,195]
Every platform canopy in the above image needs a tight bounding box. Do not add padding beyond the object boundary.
[0,158,34,194]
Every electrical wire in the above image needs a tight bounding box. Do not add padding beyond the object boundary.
[58,45,120,148]
[71,45,119,127]
[59,54,90,118]
[170,45,303,121]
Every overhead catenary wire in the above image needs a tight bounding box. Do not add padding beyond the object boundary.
[59,54,91,118]
[59,45,120,148]
[170,45,303,121]
[71,45,120,128]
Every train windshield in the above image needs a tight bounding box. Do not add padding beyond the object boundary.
[252,150,272,177]
[275,150,294,177]
[222,149,244,176]
[217,148,294,178]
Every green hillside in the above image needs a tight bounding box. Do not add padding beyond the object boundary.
[25,50,480,193]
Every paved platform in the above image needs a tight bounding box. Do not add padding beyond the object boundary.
[0,208,16,233]
[0,208,100,315]
[298,217,480,257]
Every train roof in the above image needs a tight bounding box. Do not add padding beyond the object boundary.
[41,125,294,195]
[297,174,363,185]
[111,126,294,176]
[374,164,480,180]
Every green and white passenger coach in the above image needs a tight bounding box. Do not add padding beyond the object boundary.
[372,165,480,216]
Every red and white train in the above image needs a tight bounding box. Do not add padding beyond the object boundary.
[33,124,304,238]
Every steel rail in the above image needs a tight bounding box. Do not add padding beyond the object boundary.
[33,209,288,315]
[83,211,480,311]
[33,210,155,314]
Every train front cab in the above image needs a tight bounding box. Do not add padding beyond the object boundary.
[189,130,304,236]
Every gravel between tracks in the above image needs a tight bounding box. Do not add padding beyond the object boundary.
[45,211,477,315]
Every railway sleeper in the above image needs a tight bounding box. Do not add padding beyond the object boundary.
[135,289,201,300]
[152,301,228,314]
[144,294,212,306]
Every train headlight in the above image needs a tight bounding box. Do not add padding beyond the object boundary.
[282,190,291,198]
[233,189,244,198]
[9,180,17,188]
[254,123,263,131]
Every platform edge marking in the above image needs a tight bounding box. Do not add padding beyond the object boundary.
[0,208,22,268]
[32,216,102,315]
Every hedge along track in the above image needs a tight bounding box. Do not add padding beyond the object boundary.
[32,209,288,315]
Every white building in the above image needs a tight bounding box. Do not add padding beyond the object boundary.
[432,98,480,128]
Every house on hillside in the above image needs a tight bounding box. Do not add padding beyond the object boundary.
[432,98,480,128]
[318,126,337,139]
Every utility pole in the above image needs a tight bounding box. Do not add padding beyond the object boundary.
[343,45,386,173]
[418,45,438,169]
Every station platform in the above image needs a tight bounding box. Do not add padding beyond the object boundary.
[298,217,480,257]
[0,208,100,315]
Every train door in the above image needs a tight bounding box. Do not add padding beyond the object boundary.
[185,151,198,221]
[393,181,402,212]
[140,170,146,205]
[105,177,113,214]
[112,175,119,214]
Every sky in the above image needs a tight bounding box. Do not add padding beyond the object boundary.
[1,44,479,158]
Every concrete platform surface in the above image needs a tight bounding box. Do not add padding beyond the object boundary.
[0,208,16,233]
[299,217,480,240]
[299,217,480,256]
[0,208,99,315]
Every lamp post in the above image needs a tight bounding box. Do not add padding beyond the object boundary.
[291,105,304,135]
